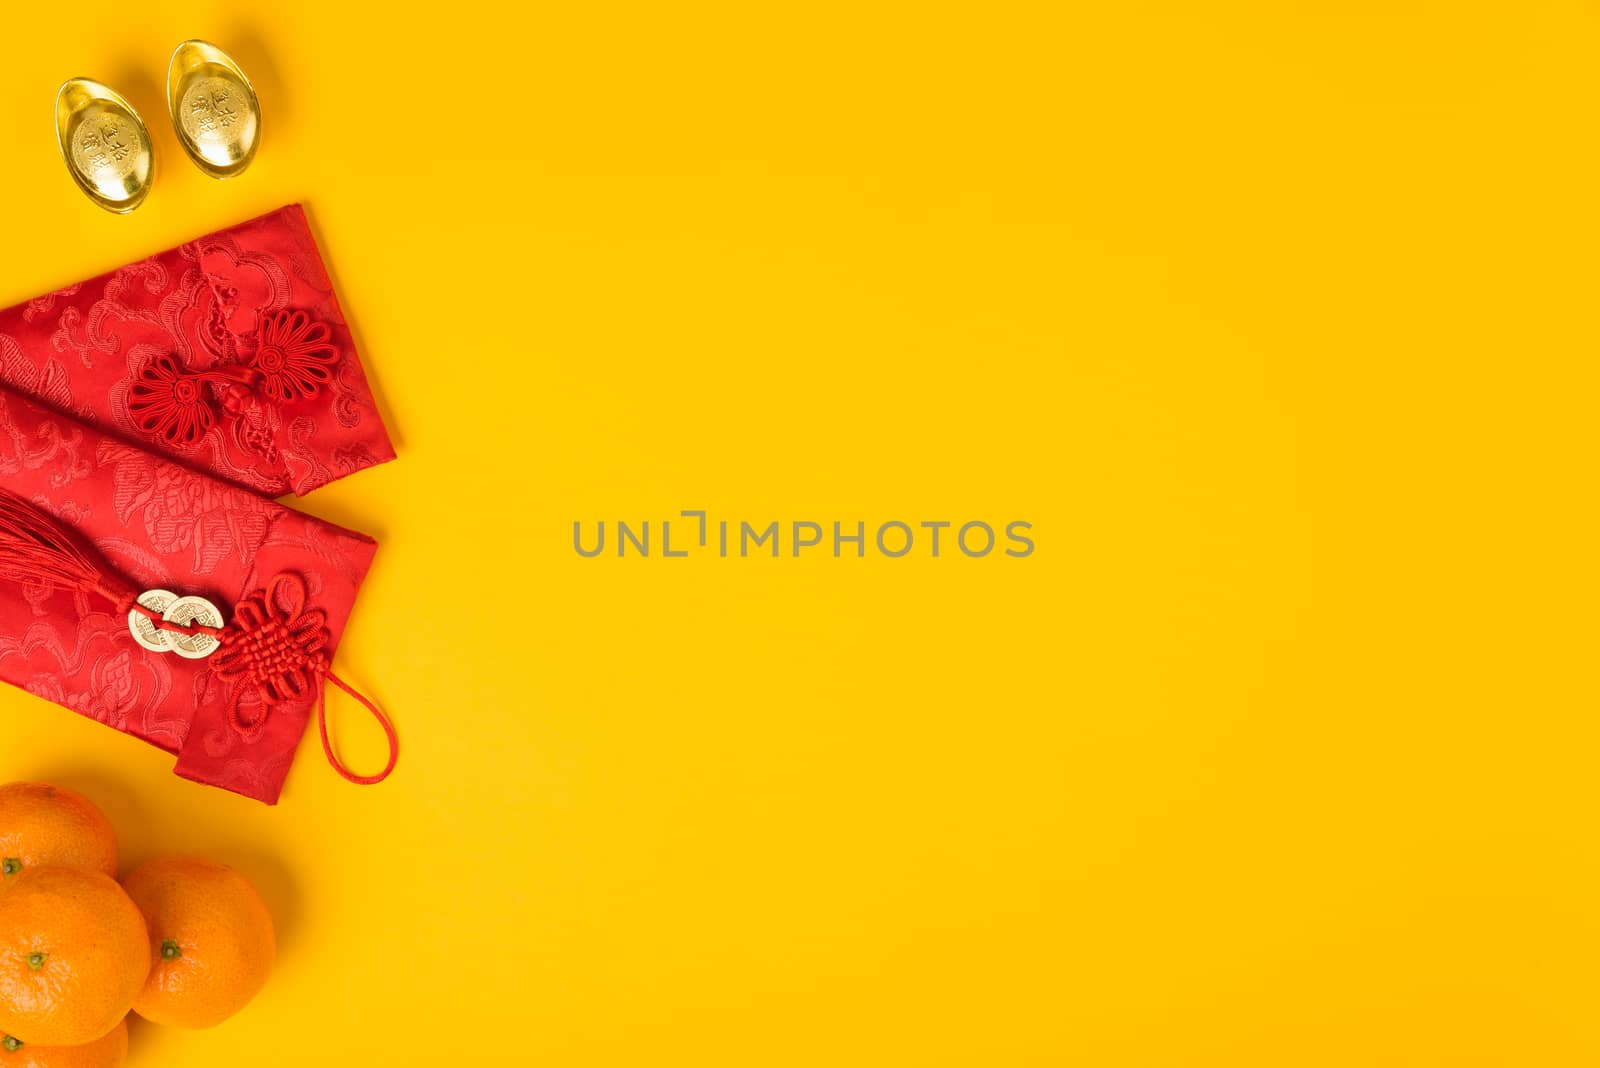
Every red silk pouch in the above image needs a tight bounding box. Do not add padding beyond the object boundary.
[0,384,392,804]
[0,204,394,497]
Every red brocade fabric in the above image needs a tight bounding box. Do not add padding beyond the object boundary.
[0,384,377,804]
[0,204,394,496]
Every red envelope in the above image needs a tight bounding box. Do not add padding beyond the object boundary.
[0,383,387,804]
[0,204,394,496]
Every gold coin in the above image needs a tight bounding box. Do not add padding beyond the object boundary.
[127,589,179,653]
[161,595,226,660]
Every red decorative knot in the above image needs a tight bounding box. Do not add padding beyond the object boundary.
[213,572,329,729]
[128,352,217,448]
[213,573,397,785]
[250,311,339,403]
[126,310,338,448]
[219,382,253,416]
[127,354,259,449]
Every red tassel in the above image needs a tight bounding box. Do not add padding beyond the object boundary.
[0,490,138,610]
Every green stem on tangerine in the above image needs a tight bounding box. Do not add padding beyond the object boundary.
[0,859,19,877]
[161,939,182,960]
[24,953,44,971]
[2,1035,20,1051]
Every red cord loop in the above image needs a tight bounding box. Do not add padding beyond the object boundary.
[123,600,227,638]
[320,669,400,785]
[213,573,397,785]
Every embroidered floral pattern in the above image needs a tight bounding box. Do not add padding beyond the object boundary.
[251,310,339,403]
[0,392,92,484]
[197,240,288,337]
[103,440,273,575]
[227,396,283,478]
[127,352,216,447]
[0,613,181,746]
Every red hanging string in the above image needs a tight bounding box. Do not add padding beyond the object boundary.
[320,669,400,785]
[127,601,226,638]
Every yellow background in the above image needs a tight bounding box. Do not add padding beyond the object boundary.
[1,1,1598,1063]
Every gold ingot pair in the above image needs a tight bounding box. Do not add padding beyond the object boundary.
[55,40,260,214]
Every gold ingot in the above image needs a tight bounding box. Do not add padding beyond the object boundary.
[167,40,260,178]
[54,78,154,214]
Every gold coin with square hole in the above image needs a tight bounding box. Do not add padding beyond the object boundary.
[127,589,179,653]
[162,595,225,660]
